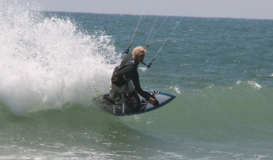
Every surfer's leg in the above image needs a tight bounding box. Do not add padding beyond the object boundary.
[126,80,136,100]
[127,80,135,93]
[109,82,126,105]
[125,81,138,108]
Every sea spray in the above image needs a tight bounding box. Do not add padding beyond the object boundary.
[0,0,120,115]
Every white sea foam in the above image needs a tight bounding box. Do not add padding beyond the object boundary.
[0,1,120,114]
[247,81,262,89]
[236,80,262,90]
[236,80,242,85]
[138,67,147,72]
[170,86,181,94]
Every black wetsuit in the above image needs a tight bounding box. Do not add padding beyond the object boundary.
[111,54,152,101]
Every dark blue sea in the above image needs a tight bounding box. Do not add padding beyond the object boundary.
[1,1,273,159]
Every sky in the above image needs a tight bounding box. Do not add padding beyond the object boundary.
[33,0,273,20]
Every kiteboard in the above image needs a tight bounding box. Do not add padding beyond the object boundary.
[93,90,176,116]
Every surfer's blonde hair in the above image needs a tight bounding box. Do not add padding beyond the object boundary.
[132,46,147,61]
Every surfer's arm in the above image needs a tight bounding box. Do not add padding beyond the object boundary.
[132,72,151,100]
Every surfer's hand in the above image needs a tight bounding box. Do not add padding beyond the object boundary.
[148,97,155,104]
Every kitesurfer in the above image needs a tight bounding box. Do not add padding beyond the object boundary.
[110,46,156,106]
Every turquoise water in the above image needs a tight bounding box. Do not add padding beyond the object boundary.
[1,1,273,159]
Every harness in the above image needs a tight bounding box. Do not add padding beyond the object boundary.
[111,59,138,87]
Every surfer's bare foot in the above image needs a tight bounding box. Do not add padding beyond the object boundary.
[148,97,155,104]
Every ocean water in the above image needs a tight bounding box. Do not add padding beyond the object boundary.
[1,1,273,159]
